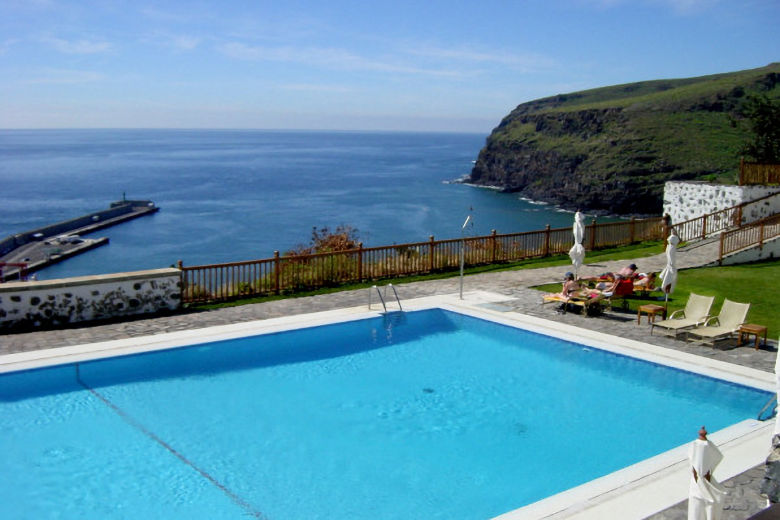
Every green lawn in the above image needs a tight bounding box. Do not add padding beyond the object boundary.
[533,259,780,339]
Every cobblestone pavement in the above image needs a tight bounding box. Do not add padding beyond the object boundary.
[1,238,776,519]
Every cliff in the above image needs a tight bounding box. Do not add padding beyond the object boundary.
[468,63,780,215]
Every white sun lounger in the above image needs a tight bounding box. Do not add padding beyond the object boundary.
[650,293,714,337]
[686,298,750,346]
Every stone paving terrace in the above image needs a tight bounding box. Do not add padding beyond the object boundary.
[1,237,777,519]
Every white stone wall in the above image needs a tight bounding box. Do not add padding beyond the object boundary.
[0,268,180,330]
[663,182,780,225]
[713,236,780,266]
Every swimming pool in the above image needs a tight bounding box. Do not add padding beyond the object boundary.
[0,306,773,519]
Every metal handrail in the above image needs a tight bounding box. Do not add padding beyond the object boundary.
[758,394,777,421]
[385,283,402,312]
[369,284,387,312]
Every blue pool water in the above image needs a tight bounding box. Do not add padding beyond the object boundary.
[0,309,770,519]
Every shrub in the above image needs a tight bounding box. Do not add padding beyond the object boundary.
[285,225,360,256]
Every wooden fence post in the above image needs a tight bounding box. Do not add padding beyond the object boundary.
[357,242,363,282]
[736,205,743,227]
[701,214,708,240]
[629,217,636,244]
[273,250,280,295]
[176,260,185,302]
[718,232,724,266]
[739,157,744,186]
[544,225,551,256]
[589,218,597,250]
[428,235,435,273]
[760,221,765,250]
[491,229,497,263]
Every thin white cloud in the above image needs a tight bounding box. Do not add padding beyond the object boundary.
[142,32,201,52]
[23,68,105,84]
[583,0,719,13]
[218,41,464,78]
[280,83,354,93]
[405,45,557,72]
[657,0,719,13]
[171,35,200,51]
[219,42,350,65]
[139,7,196,24]
[0,39,19,54]
[41,36,112,54]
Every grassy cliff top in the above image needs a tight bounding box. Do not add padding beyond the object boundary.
[472,63,780,213]
[512,62,780,115]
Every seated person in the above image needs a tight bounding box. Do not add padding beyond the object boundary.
[593,279,617,296]
[616,263,638,280]
[634,272,657,289]
[563,272,611,301]
[560,271,581,300]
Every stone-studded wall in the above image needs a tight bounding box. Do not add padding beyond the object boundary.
[663,182,780,225]
[714,236,780,266]
[0,268,180,330]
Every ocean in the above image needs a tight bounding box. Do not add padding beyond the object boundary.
[0,129,599,279]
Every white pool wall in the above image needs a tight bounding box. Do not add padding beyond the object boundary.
[0,290,774,520]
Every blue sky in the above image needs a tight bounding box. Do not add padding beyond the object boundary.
[1,0,778,132]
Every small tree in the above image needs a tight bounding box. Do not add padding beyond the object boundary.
[737,94,780,163]
[285,225,360,256]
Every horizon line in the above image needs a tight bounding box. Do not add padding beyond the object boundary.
[0,127,490,135]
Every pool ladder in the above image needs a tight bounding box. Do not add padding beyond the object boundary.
[369,284,403,313]
[758,394,777,421]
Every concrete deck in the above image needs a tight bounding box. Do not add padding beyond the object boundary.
[0,203,158,280]
[1,237,776,519]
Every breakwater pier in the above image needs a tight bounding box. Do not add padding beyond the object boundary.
[0,200,159,281]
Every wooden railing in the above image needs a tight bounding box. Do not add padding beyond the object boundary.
[672,191,780,243]
[719,214,780,264]
[673,205,742,243]
[740,159,780,186]
[180,217,665,304]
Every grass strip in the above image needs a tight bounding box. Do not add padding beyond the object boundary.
[532,259,779,339]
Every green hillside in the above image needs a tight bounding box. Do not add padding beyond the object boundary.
[468,63,780,215]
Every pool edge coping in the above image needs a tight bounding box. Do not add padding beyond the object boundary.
[0,289,775,519]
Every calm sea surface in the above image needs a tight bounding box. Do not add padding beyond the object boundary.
[0,129,599,279]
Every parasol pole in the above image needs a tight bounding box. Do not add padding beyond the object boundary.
[459,215,472,300]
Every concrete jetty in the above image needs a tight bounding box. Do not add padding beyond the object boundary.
[0,199,159,281]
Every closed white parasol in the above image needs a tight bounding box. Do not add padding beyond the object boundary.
[568,211,586,279]
[688,426,726,520]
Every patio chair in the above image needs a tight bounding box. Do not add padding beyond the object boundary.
[650,293,714,337]
[686,299,750,346]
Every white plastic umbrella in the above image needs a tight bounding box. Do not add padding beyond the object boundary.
[688,427,726,520]
[568,211,586,278]
[659,231,679,313]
